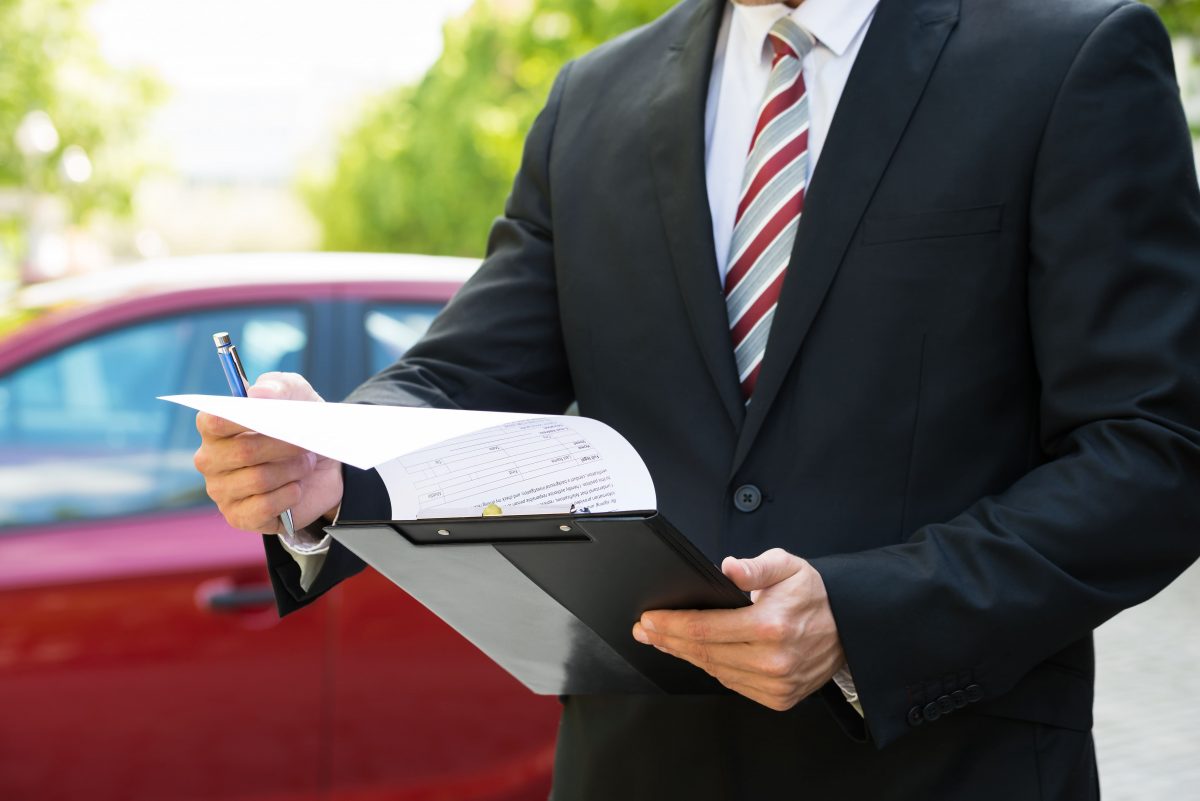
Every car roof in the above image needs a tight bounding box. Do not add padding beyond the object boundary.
[0,252,479,370]
[13,252,480,311]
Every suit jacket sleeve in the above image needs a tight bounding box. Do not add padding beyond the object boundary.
[343,63,576,416]
[265,63,577,613]
[810,3,1200,748]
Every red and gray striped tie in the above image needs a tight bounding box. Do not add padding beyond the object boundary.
[725,17,815,401]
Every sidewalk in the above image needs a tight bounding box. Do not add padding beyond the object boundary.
[1094,560,1200,799]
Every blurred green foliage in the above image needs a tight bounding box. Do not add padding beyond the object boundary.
[0,0,165,222]
[304,0,675,257]
[1146,0,1200,36]
[307,0,1200,258]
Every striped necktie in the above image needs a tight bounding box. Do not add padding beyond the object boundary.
[725,17,815,401]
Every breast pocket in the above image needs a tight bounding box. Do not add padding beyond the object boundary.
[860,204,1004,245]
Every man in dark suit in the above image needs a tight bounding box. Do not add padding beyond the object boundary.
[194,0,1200,797]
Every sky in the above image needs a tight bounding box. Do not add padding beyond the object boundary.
[88,0,475,183]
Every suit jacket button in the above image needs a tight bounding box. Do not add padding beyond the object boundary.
[951,690,968,709]
[923,702,942,722]
[733,484,762,512]
[966,684,984,703]
[938,695,955,715]
[907,706,924,727]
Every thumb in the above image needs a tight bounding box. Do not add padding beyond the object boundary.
[722,548,802,592]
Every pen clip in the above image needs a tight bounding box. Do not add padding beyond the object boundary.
[228,345,250,389]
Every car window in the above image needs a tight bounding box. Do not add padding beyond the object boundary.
[364,303,441,373]
[0,306,308,530]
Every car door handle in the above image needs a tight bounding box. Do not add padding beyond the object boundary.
[203,584,276,611]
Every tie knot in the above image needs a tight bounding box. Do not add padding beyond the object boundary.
[767,17,814,63]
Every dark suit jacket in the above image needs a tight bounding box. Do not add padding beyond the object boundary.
[266,0,1200,797]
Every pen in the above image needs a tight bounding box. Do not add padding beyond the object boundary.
[212,332,296,537]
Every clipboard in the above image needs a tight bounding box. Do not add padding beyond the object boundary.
[160,393,744,693]
[328,511,750,695]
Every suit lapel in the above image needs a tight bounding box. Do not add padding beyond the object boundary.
[646,0,745,429]
[731,0,960,475]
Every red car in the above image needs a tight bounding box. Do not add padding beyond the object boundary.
[0,253,560,801]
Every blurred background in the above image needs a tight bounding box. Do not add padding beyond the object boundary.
[0,0,682,309]
[0,1,1197,799]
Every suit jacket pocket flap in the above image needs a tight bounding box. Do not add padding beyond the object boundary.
[862,204,1004,245]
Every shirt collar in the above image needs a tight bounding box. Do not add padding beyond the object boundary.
[731,0,879,59]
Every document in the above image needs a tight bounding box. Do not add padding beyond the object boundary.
[160,395,656,520]
[162,395,745,695]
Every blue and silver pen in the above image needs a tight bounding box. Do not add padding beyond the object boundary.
[212,332,296,537]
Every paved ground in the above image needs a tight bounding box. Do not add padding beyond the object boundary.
[1094,560,1200,800]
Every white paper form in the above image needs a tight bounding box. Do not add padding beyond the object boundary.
[378,415,655,519]
[160,395,656,520]
[160,394,534,470]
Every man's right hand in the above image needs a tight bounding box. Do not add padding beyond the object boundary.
[193,371,344,534]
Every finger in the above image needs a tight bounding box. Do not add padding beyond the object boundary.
[640,607,759,644]
[196,411,251,440]
[224,482,303,533]
[715,676,801,712]
[220,455,315,502]
[200,432,310,475]
[721,548,803,592]
[637,624,797,680]
[664,639,757,675]
[636,626,779,674]
[644,634,822,712]
[706,665,791,696]
[647,639,796,699]
[196,431,309,482]
[664,647,812,708]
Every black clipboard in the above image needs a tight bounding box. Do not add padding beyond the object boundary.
[327,511,750,694]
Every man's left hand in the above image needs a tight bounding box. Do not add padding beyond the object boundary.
[633,548,845,712]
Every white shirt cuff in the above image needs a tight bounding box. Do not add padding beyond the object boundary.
[832,665,864,717]
[276,506,338,592]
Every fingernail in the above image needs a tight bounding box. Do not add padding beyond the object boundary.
[641,617,656,632]
[633,625,649,644]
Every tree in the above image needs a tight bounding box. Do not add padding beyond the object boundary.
[305,0,675,258]
[0,0,164,271]
[1146,0,1200,36]
[307,0,1200,258]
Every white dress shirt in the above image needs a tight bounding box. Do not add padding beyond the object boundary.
[284,0,877,710]
[706,0,878,284]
